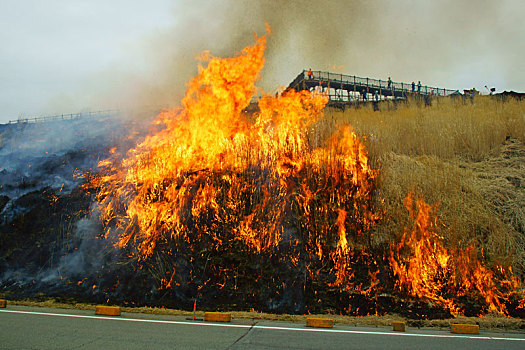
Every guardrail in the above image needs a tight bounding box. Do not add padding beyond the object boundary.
[6,109,120,125]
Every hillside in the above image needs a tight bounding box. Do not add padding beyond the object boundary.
[324,96,525,277]
[0,34,524,318]
[0,95,523,318]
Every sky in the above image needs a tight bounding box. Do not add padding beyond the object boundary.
[0,0,524,123]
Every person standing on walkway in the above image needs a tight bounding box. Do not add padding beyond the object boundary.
[412,81,415,93]
[417,81,422,93]
[307,68,313,79]
[387,77,392,89]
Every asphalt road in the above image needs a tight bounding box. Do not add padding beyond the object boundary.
[1,306,525,349]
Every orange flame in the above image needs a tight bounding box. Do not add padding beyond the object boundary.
[389,192,524,315]
[91,29,380,308]
[86,28,525,316]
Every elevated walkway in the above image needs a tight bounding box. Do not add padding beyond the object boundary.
[288,70,459,103]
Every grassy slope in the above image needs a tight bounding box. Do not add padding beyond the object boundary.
[323,96,525,276]
[2,96,524,327]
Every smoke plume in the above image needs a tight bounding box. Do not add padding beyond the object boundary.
[87,0,523,112]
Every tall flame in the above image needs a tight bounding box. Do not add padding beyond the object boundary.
[88,29,523,317]
[92,29,377,282]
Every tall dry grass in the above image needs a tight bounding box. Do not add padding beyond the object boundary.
[323,96,524,163]
[321,96,525,276]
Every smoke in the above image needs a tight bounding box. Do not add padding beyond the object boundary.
[82,0,524,113]
[1,1,522,120]
[94,0,385,110]
[0,213,116,296]
[0,115,141,297]
[40,216,112,283]
[0,116,126,201]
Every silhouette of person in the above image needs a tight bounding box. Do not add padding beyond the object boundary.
[411,81,415,93]
[417,81,422,93]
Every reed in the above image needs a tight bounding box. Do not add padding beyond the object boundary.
[323,96,525,275]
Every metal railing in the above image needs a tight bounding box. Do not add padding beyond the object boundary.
[6,109,120,125]
[290,70,459,98]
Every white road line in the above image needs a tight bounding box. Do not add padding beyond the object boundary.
[0,309,248,328]
[1,309,524,342]
[251,324,525,341]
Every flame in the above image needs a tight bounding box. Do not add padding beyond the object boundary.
[83,28,525,316]
[89,28,382,305]
[389,192,524,315]
[94,29,375,248]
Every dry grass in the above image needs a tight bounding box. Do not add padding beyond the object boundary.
[324,96,524,163]
[323,96,525,276]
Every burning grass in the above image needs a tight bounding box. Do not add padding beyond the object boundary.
[324,96,525,317]
[81,31,525,317]
[87,30,383,314]
[1,30,525,320]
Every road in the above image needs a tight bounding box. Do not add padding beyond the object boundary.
[1,306,525,349]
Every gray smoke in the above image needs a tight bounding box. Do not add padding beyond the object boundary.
[0,115,122,200]
[0,114,142,292]
[2,1,522,120]
[88,0,523,112]
[40,216,110,284]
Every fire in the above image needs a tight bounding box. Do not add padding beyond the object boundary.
[91,29,379,305]
[389,192,524,315]
[87,28,523,316]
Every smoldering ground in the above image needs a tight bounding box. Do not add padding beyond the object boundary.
[0,114,153,300]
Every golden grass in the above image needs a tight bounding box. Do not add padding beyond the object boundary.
[323,96,525,275]
[325,96,524,163]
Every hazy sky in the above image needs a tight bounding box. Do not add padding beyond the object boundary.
[1,0,524,123]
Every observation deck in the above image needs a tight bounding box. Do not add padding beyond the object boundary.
[288,70,459,103]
